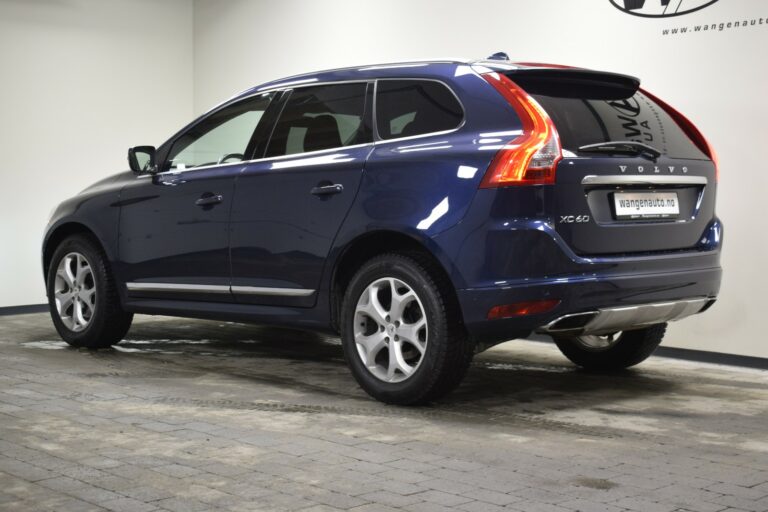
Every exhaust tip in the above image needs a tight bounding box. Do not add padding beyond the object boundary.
[537,297,713,336]
[540,311,598,333]
[699,298,717,314]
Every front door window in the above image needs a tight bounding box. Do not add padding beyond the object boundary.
[166,92,274,171]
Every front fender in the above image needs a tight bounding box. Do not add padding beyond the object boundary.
[42,171,131,277]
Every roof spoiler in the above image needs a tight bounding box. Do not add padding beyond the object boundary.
[503,68,641,100]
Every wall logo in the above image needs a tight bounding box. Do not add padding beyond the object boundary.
[610,0,721,18]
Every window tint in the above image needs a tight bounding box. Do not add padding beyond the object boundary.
[530,92,707,160]
[167,93,273,170]
[266,83,369,157]
[376,80,463,140]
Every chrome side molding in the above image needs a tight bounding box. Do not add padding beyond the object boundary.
[126,282,314,297]
[230,286,314,297]
[538,297,713,335]
[126,283,230,294]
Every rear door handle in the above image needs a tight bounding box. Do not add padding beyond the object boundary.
[310,184,344,196]
[195,194,223,206]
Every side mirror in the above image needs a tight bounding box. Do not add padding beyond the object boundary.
[128,146,157,173]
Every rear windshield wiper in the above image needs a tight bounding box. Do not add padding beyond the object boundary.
[578,141,661,160]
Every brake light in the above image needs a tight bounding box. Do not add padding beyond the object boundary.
[480,72,562,187]
[487,299,561,320]
[513,62,575,69]
[640,88,719,182]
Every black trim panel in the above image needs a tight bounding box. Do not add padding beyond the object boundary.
[0,304,48,316]
[654,347,768,371]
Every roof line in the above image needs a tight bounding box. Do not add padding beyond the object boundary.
[238,57,474,96]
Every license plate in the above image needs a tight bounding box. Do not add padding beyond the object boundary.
[614,191,680,220]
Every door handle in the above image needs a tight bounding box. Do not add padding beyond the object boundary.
[310,184,344,196]
[195,194,223,206]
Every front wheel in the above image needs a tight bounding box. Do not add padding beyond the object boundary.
[340,253,473,405]
[553,323,667,371]
[47,235,133,348]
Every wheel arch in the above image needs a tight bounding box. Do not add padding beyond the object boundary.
[43,222,107,281]
[328,229,463,332]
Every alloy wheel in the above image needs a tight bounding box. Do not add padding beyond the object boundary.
[353,277,428,383]
[54,252,96,332]
[574,332,623,351]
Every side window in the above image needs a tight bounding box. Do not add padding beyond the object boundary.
[376,80,463,140]
[167,92,273,170]
[266,83,369,157]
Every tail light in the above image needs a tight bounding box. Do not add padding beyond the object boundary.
[640,88,719,182]
[480,72,562,187]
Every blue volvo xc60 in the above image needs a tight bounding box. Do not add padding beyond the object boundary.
[43,57,722,404]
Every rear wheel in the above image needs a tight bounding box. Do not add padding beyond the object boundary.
[47,235,133,348]
[340,253,473,405]
[553,323,667,371]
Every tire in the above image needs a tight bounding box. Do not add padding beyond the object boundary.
[553,323,667,371]
[47,234,133,348]
[340,253,473,405]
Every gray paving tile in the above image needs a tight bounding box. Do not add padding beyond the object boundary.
[1,313,767,512]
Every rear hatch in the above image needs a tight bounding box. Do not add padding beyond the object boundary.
[508,68,717,256]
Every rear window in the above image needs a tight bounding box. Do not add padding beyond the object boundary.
[376,80,463,139]
[517,80,707,160]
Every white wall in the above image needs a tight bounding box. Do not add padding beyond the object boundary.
[193,0,767,358]
[0,0,194,307]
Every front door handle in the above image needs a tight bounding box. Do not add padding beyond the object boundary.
[310,184,344,196]
[195,194,223,206]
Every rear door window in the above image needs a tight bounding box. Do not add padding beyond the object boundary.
[266,83,369,157]
[376,80,463,140]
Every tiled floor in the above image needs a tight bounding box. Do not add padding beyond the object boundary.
[1,313,767,511]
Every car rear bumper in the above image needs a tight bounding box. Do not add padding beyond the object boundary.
[457,265,722,344]
[538,297,715,336]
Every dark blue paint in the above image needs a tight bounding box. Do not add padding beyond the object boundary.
[230,146,371,307]
[117,166,238,302]
[43,60,722,343]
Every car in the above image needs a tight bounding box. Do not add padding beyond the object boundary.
[43,55,722,405]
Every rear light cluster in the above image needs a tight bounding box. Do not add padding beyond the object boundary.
[640,87,720,182]
[480,72,562,187]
